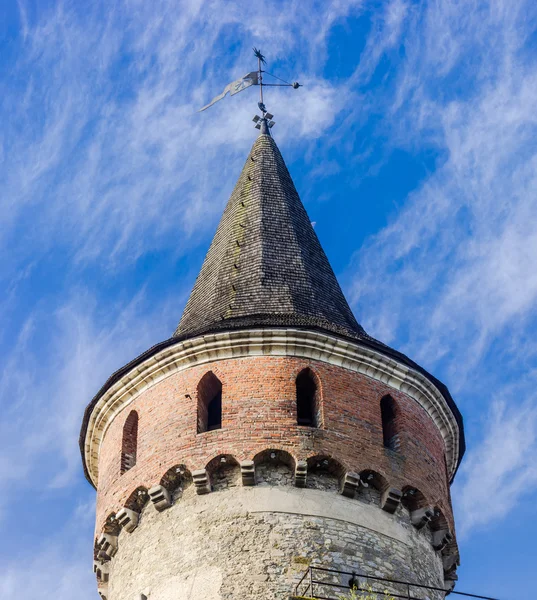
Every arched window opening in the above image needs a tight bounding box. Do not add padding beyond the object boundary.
[207,390,222,431]
[307,455,344,492]
[102,513,120,536]
[206,455,241,491]
[121,410,138,474]
[380,395,398,451]
[160,464,193,502]
[197,372,222,433]
[125,486,149,513]
[359,470,389,506]
[401,486,428,512]
[296,368,319,427]
[254,449,296,486]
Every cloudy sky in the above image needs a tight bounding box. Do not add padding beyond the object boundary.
[1,0,536,598]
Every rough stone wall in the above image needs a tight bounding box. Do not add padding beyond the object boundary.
[107,485,445,600]
[96,356,452,534]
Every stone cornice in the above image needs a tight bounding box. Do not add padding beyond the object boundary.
[83,328,461,487]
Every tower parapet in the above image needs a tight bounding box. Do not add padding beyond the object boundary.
[81,130,464,600]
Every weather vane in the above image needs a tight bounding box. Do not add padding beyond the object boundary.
[199,48,301,132]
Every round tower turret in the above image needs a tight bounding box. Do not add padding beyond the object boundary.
[81,132,464,600]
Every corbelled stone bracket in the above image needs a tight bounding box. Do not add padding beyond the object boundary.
[340,472,360,498]
[410,507,435,530]
[149,485,172,511]
[96,533,118,562]
[192,469,211,494]
[240,460,256,486]
[381,487,402,513]
[98,584,108,600]
[93,561,110,582]
[444,577,457,593]
[116,507,140,533]
[432,529,453,551]
[295,461,307,488]
[442,553,459,573]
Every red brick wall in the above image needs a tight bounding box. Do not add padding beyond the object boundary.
[95,356,454,533]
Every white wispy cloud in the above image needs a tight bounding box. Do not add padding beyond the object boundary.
[454,392,537,535]
[345,0,537,532]
[0,287,175,499]
[0,0,361,278]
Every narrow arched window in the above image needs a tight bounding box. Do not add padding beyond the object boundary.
[121,410,138,474]
[296,368,318,427]
[380,395,398,451]
[197,372,222,433]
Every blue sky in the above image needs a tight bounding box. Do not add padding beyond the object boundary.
[1,0,536,598]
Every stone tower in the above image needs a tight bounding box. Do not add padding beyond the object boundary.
[80,122,465,600]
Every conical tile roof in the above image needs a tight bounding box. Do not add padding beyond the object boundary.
[79,128,466,488]
[175,132,366,340]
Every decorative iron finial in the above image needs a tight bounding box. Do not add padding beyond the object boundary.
[253,47,266,64]
[252,113,275,135]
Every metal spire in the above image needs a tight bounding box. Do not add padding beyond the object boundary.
[252,48,279,134]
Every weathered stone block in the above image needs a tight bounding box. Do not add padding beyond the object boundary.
[410,507,434,530]
[294,461,307,488]
[149,485,172,511]
[340,472,360,498]
[192,469,211,494]
[432,529,453,551]
[240,460,256,486]
[116,507,140,533]
[381,488,402,513]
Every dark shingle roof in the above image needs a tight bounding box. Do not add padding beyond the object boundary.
[175,132,366,340]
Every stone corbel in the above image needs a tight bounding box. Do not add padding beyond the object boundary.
[410,507,435,530]
[381,488,402,513]
[116,507,140,533]
[93,561,110,582]
[294,461,307,488]
[96,533,118,561]
[432,529,453,551]
[444,568,458,583]
[240,460,256,486]
[443,553,459,592]
[149,485,172,511]
[340,472,360,498]
[192,469,211,494]
[442,553,459,574]
[98,583,108,600]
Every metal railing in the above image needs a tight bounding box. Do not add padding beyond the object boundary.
[293,566,500,600]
